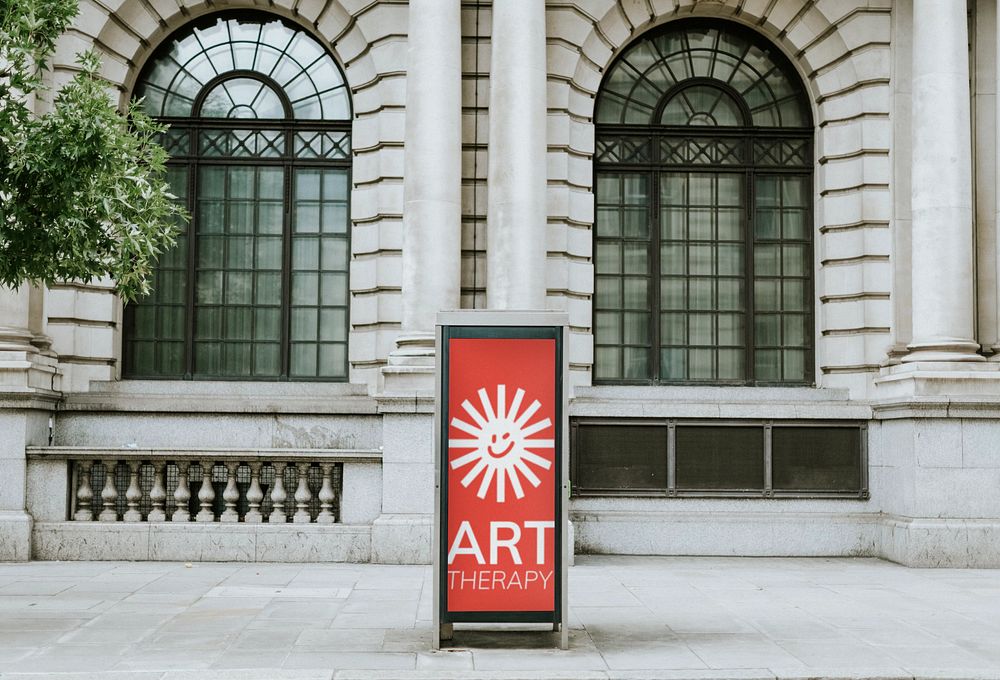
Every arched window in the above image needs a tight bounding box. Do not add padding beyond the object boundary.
[124,14,352,380]
[593,20,813,385]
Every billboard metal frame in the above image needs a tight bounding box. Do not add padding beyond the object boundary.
[432,310,570,650]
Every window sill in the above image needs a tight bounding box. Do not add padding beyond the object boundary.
[570,385,870,420]
[60,380,377,415]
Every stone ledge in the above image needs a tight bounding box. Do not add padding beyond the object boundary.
[58,395,380,414]
[871,396,1000,419]
[0,388,61,410]
[374,392,436,414]
[872,363,1000,418]
[570,385,869,419]
[61,380,378,414]
[26,446,383,463]
[32,521,372,562]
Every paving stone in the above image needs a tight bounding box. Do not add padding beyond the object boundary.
[0,557,998,678]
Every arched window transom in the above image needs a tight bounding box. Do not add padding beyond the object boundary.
[124,14,352,381]
[593,20,813,385]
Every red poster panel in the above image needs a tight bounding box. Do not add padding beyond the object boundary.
[446,337,557,613]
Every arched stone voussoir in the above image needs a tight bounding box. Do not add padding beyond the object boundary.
[564,0,864,127]
[60,0,379,111]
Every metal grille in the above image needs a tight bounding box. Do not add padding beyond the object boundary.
[571,419,867,498]
[661,137,744,166]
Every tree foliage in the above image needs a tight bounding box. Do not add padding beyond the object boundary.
[0,0,185,301]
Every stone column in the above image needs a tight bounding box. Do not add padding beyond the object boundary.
[372,0,461,563]
[994,0,1000,358]
[904,0,982,362]
[384,0,462,383]
[0,285,60,559]
[486,0,548,310]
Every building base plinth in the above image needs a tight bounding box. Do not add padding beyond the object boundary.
[370,513,432,564]
[0,511,32,561]
[879,515,1000,568]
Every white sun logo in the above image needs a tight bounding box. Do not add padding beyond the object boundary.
[448,385,554,503]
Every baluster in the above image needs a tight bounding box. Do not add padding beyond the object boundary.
[293,462,313,524]
[147,461,167,522]
[98,460,119,521]
[73,461,94,521]
[221,462,240,522]
[245,462,264,523]
[268,462,287,523]
[317,463,336,524]
[123,461,143,522]
[173,461,191,522]
[196,462,216,522]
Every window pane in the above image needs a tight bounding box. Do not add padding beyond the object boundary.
[675,426,764,490]
[755,315,779,346]
[574,424,667,491]
[623,347,650,379]
[718,313,743,345]
[688,348,714,378]
[717,244,743,276]
[623,278,648,309]
[595,312,621,344]
[594,347,622,379]
[661,278,685,310]
[718,279,743,311]
[772,427,862,491]
[755,349,781,381]
[622,312,649,346]
[660,313,686,345]
[254,344,281,376]
[717,349,744,380]
[595,277,621,309]
[596,243,621,274]
[783,244,807,276]
[688,244,712,275]
[318,344,348,378]
[624,244,648,274]
[597,208,621,237]
[319,309,348,342]
[292,273,320,306]
[783,349,807,381]
[689,279,713,309]
[754,280,779,311]
[291,343,318,376]
[660,348,686,379]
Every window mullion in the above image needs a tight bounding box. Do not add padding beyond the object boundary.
[651,165,661,383]
[281,161,293,380]
[185,153,198,379]
[745,162,755,385]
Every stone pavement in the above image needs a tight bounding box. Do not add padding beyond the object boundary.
[0,556,998,680]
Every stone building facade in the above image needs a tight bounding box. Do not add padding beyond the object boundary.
[1,0,999,567]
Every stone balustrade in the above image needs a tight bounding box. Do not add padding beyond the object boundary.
[26,447,382,525]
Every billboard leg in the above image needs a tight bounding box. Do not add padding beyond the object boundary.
[560,622,569,650]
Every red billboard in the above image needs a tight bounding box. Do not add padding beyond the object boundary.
[439,325,564,623]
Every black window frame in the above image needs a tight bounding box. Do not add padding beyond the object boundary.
[122,12,353,382]
[593,19,815,386]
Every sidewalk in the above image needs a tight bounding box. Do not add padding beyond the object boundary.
[0,556,998,680]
